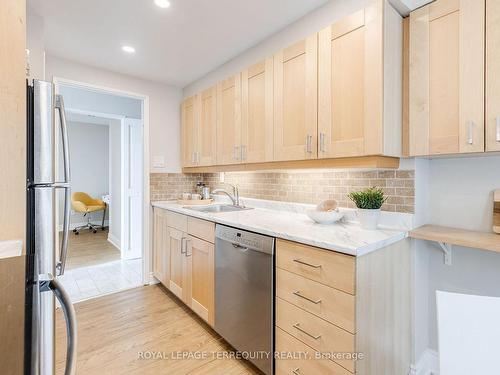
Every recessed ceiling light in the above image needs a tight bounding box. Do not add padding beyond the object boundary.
[122,45,136,54]
[154,0,171,8]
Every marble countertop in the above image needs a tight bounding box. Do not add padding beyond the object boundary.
[151,198,411,257]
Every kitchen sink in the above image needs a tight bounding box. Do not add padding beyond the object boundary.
[184,204,253,213]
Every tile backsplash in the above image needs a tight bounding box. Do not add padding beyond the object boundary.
[150,169,415,213]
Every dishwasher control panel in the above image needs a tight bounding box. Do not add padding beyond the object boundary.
[215,225,275,254]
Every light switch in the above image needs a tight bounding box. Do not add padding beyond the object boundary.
[153,155,165,168]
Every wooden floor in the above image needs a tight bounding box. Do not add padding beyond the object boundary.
[64,228,120,270]
[56,285,262,375]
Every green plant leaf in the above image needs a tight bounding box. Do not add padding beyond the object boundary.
[347,187,387,209]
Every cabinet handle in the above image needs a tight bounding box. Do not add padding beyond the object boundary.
[467,121,474,145]
[293,290,322,304]
[234,145,240,160]
[181,237,187,254]
[496,117,500,142]
[195,152,199,164]
[293,258,321,268]
[241,145,246,161]
[191,152,195,164]
[306,135,313,153]
[292,323,321,340]
[319,132,325,152]
[185,239,192,257]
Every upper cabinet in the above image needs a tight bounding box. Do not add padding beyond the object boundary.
[196,86,217,166]
[181,0,404,170]
[318,1,402,158]
[273,36,318,161]
[181,89,217,168]
[241,59,274,163]
[486,0,500,152]
[181,96,197,167]
[409,0,485,156]
[216,75,242,165]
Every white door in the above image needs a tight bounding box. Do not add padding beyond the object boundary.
[121,118,143,260]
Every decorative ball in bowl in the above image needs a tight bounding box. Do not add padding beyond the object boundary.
[306,200,344,224]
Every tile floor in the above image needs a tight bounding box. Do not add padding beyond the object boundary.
[58,258,143,303]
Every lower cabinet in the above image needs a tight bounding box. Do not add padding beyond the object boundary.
[275,238,412,375]
[153,208,215,326]
[185,236,215,325]
[152,208,169,285]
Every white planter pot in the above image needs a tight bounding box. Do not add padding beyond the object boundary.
[357,208,381,230]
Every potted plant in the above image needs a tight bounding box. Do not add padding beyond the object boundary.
[348,187,387,230]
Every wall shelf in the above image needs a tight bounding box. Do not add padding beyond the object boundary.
[410,225,500,264]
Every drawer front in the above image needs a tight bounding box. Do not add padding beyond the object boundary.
[276,239,355,294]
[187,216,215,243]
[277,268,355,334]
[276,297,355,373]
[166,211,188,232]
[276,327,352,375]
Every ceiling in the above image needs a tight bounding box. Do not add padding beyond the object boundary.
[29,0,330,87]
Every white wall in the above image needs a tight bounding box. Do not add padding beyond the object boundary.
[413,155,500,360]
[108,119,121,247]
[26,10,45,81]
[45,55,183,173]
[66,121,109,225]
[60,85,141,119]
[183,0,369,96]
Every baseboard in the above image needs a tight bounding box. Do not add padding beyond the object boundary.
[59,220,110,232]
[410,349,439,375]
[107,233,121,250]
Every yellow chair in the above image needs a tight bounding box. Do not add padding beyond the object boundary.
[71,192,107,235]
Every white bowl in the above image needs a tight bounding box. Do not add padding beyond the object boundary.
[306,209,344,224]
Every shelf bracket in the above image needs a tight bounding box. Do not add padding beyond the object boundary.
[437,242,452,265]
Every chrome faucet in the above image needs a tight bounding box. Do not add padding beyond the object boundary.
[212,184,243,207]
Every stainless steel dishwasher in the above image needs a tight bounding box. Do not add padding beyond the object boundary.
[215,224,275,375]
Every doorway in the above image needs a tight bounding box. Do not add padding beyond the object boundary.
[54,78,149,302]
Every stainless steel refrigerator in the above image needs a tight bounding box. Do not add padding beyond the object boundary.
[26,80,77,375]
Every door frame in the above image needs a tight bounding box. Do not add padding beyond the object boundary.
[53,76,151,285]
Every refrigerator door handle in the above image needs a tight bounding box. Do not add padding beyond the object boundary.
[40,274,77,375]
[55,94,71,183]
[56,185,71,276]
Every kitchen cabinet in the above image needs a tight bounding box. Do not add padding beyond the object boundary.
[216,74,242,165]
[409,0,485,156]
[181,96,198,167]
[275,238,412,374]
[167,226,188,303]
[157,209,215,325]
[152,207,169,285]
[486,0,500,152]
[318,1,402,158]
[196,86,218,165]
[241,58,274,163]
[273,35,318,161]
[185,235,215,325]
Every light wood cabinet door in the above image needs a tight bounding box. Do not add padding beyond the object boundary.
[318,5,383,158]
[216,74,242,165]
[196,86,217,165]
[241,58,273,163]
[274,35,318,161]
[409,0,484,156]
[167,226,188,302]
[181,96,198,167]
[186,236,215,326]
[153,209,171,286]
[486,0,500,152]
